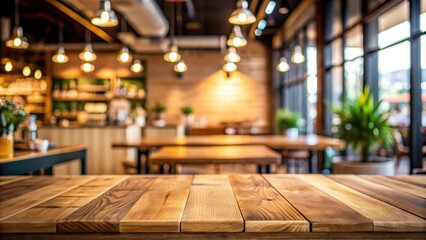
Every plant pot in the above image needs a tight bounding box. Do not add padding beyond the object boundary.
[333,156,395,175]
[152,112,166,127]
[183,114,195,127]
[285,128,299,140]
[0,133,13,158]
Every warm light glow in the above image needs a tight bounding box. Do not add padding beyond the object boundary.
[227,25,247,48]
[22,66,31,77]
[130,59,143,73]
[223,62,237,72]
[91,0,118,27]
[4,61,13,72]
[81,62,95,73]
[291,45,305,63]
[5,27,29,49]
[79,44,97,62]
[229,0,256,25]
[164,45,182,63]
[276,57,290,72]
[117,46,132,63]
[174,60,188,73]
[224,47,241,63]
[52,47,69,63]
[34,70,42,79]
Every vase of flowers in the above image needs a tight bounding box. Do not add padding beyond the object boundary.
[0,99,26,158]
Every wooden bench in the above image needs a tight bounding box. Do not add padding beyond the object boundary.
[149,145,280,174]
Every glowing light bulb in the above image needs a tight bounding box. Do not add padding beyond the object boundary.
[130,60,143,73]
[34,70,42,79]
[223,62,237,72]
[174,60,188,73]
[81,62,95,73]
[237,13,247,22]
[22,66,31,77]
[13,38,21,47]
[276,57,290,72]
[224,47,241,63]
[291,46,305,64]
[101,11,110,22]
[232,37,242,47]
[52,47,69,63]
[5,61,13,72]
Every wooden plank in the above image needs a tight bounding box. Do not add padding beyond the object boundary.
[228,174,309,232]
[0,176,93,221]
[0,176,128,233]
[0,177,30,186]
[360,175,426,199]
[390,176,426,188]
[181,175,244,232]
[264,175,373,232]
[300,175,426,232]
[330,175,426,219]
[0,177,60,202]
[58,176,156,233]
[120,175,193,232]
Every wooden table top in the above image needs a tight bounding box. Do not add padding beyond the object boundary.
[0,145,86,164]
[149,145,280,165]
[0,174,424,237]
[112,134,345,150]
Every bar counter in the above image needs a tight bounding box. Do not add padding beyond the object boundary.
[0,174,425,239]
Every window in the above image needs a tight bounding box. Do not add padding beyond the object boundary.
[346,0,361,27]
[331,38,343,66]
[422,35,426,126]
[368,0,387,11]
[345,25,363,60]
[378,1,410,49]
[344,58,363,101]
[325,0,342,40]
[422,0,426,32]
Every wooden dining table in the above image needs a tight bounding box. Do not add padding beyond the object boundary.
[0,174,424,239]
[112,134,345,174]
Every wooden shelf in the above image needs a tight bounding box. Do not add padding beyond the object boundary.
[52,96,108,101]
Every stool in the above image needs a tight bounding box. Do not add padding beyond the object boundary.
[282,150,309,173]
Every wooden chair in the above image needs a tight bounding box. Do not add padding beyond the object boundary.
[393,129,409,168]
[282,150,309,173]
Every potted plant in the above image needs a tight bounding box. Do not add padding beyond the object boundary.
[181,105,194,127]
[0,99,27,158]
[151,102,167,127]
[332,87,394,175]
[275,109,300,140]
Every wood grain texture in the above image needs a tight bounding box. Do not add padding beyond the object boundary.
[330,175,426,219]
[390,176,426,188]
[264,175,373,232]
[0,176,93,221]
[1,145,86,163]
[0,176,128,233]
[300,175,426,232]
[120,175,193,232]
[0,177,58,202]
[228,174,309,232]
[58,176,155,233]
[360,175,426,199]
[0,177,29,186]
[181,175,244,232]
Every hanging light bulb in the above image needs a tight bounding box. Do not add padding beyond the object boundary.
[34,69,42,79]
[164,44,182,63]
[276,57,290,72]
[22,66,31,77]
[291,45,305,64]
[79,43,97,62]
[227,25,247,48]
[224,47,241,63]
[130,59,143,73]
[223,61,238,73]
[6,0,29,49]
[117,46,132,63]
[4,61,13,72]
[81,62,95,73]
[228,0,256,25]
[52,46,69,63]
[91,0,118,27]
[174,60,188,73]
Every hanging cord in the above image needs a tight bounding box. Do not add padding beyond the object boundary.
[14,0,19,27]
[170,1,175,45]
[85,29,90,45]
[59,22,64,44]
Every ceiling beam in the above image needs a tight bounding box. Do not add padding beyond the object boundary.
[46,0,114,43]
[248,0,269,39]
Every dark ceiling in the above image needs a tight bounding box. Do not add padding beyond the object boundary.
[0,0,300,46]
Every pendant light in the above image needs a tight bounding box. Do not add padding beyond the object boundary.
[34,69,42,79]
[5,0,29,49]
[130,59,143,73]
[276,57,290,72]
[81,62,95,73]
[117,20,132,63]
[224,47,241,63]
[227,25,247,48]
[91,0,118,27]
[228,0,256,25]
[164,2,181,63]
[4,61,13,72]
[52,22,69,63]
[22,65,31,77]
[291,45,305,63]
[223,61,237,73]
[79,30,97,62]
[174,60,188,73]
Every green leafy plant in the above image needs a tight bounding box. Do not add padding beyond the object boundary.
[0,98,27,135]
[181,106,194,115]
[151,102,167,113]
[275,109,300,131]
[332,86,393,162]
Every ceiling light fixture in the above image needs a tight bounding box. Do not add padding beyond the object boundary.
[5,0,29,49]
[257,20,267,30]
[130,59,143,73]
[291,45,305,63]
[81,62,95,73]
[34,69,42,79]
[4,61,13,72]
[22,65,31,77]
[278,0,290,14]
[229,0,256,25]
[164,2,182,63]
[79,30,97,62]
[91,0,118,27]
[174,60,188,73]
[276,57,290,72]
[254,29,262,37]
[223,61,237,78]
[265,1,276,15]
[227,25,247,48]
[224,47,241,63]
[52,22,69,63]
[117,46,132,63]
